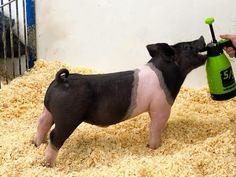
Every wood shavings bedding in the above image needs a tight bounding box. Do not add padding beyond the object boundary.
[0,59,236,176]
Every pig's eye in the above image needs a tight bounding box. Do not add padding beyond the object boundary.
[183,45,193,50]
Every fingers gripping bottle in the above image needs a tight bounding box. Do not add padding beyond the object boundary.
[205,17,236,100]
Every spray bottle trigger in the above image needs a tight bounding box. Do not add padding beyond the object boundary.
[219,39,236,49]
[219,39,236,57]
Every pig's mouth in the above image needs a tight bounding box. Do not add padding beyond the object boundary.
[197,52,207,64]
[191,46,207,66]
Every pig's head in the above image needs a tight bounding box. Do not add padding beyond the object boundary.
[147,36,207,77]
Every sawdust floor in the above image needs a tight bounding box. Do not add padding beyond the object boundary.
[0,59,236,177]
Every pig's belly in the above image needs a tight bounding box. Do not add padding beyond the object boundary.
[125,64,170,118]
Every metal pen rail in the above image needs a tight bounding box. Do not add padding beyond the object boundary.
[0,0,16,8]
[0,0,36,88]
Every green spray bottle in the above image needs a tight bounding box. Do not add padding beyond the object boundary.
[205,17,236,100]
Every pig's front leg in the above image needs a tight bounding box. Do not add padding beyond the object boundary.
[33,107,54,147]
[147,108,171,149]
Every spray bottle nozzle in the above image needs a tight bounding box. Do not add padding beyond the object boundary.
[205,17,217,43]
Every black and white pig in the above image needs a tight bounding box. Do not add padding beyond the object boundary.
[33,36,206,167]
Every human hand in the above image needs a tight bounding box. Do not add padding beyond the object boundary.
[220,34,236,57]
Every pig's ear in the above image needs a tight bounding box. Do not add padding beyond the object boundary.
[146,44,159,57]
[146,43,175,60]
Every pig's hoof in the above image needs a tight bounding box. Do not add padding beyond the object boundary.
[32,139,39,147]
[41,159,54,168]
[146,144,158,150]
[32,136,48,147]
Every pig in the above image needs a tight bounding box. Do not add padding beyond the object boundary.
[33,36,206,167]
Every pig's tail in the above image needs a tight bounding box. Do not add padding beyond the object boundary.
[55,68,69,82]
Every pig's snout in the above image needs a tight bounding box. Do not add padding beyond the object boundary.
[195,36,206,53]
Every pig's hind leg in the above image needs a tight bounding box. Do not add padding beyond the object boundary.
[33,107,54,147]
[44,115,84,167]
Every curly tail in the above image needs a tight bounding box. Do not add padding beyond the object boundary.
[55,68,69,82]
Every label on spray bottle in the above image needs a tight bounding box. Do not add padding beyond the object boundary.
[220,66,235,90]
